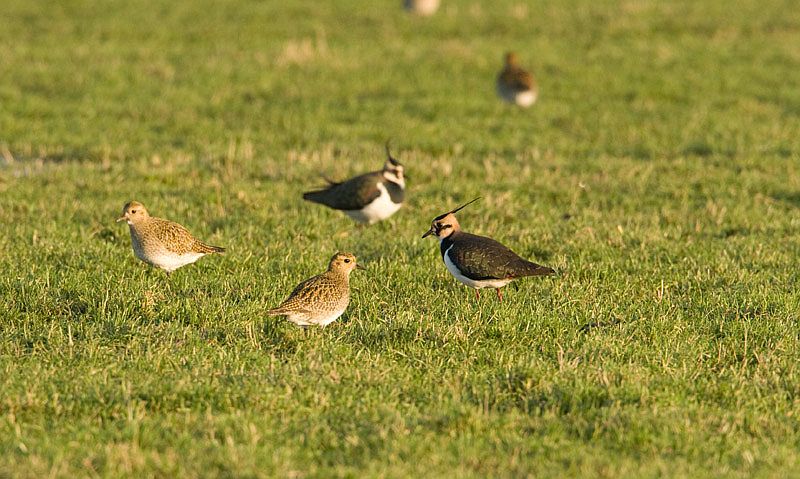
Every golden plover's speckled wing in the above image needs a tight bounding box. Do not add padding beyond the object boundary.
[269,274,342,314]
[148,217,225,255]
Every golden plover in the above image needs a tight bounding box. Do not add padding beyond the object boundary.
[303,142,406,225]
[267,252,364,327]
[116,201,225,274]
[497,52,538,107]
[404,0,440,16]
[422,198,554,300]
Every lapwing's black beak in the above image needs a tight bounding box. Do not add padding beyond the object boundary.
[422,228,434,239]
[356,263,367,271]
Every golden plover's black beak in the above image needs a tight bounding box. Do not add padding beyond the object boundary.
[115,215,126,223]
[356,263,367,271]
[421,228,434,239]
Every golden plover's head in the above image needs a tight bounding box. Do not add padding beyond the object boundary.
[117,201,150,224]
[382,141,405,184]
[504,51,520,66]
[422,197,480,240]
[328,252,365,274]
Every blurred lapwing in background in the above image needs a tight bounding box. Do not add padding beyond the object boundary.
[303,142,406,225]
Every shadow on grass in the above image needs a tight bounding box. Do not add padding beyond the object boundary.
[259,319,299,357]
[771,191,800,208]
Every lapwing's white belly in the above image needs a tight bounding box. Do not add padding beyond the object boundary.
[443,245,513,290]
[497,84,537,107]
[344,182,402,224]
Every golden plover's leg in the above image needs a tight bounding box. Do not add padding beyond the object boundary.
[496,288,503,302]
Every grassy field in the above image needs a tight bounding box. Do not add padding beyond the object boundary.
[2,0,800,476]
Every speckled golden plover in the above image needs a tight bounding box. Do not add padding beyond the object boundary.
[497,52,538,107]
[267,252,364,327]
[303,143,406,225]
[116,201,225,274]
[422,198,554,300]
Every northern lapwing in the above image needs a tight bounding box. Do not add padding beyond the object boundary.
[116,201,225,274]
[303,143,406,225]
[497,52,538,107]
[422,198,554,300]
[267,252,365,327]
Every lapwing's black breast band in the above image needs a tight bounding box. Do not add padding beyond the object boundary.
[385,181,404,204]
[439,236,454,259]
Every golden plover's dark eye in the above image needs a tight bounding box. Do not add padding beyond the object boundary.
[131,210,136,214]
[344,259,351,263]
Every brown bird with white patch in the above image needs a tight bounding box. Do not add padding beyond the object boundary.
[116,201,225,274]
[497,52,538,107]
[267,252,364,328]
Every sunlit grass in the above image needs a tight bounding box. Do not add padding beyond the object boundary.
[2,0,800,477]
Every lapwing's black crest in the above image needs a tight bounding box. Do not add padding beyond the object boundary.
[432,197,481,222]
[302,143,406,225]
[385,141,401,168]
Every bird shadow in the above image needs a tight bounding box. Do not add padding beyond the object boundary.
[771,191,800,208]
[258,320,299,356]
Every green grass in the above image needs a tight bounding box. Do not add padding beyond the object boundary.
[2,0,800,476]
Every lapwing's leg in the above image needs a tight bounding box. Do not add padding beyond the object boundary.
[496,288,503,302]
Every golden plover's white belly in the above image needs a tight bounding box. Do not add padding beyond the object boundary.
[514,90,537,107]
[497,83,537,107]
[443,245,513,290]
[130,229,204,273]
[286,307,347,327]
[344,183,402,224]
[149,252,205,273]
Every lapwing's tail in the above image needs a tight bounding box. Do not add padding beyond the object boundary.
[303,189,331,204]
[196,242,225,254]
[518,261,555,277]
